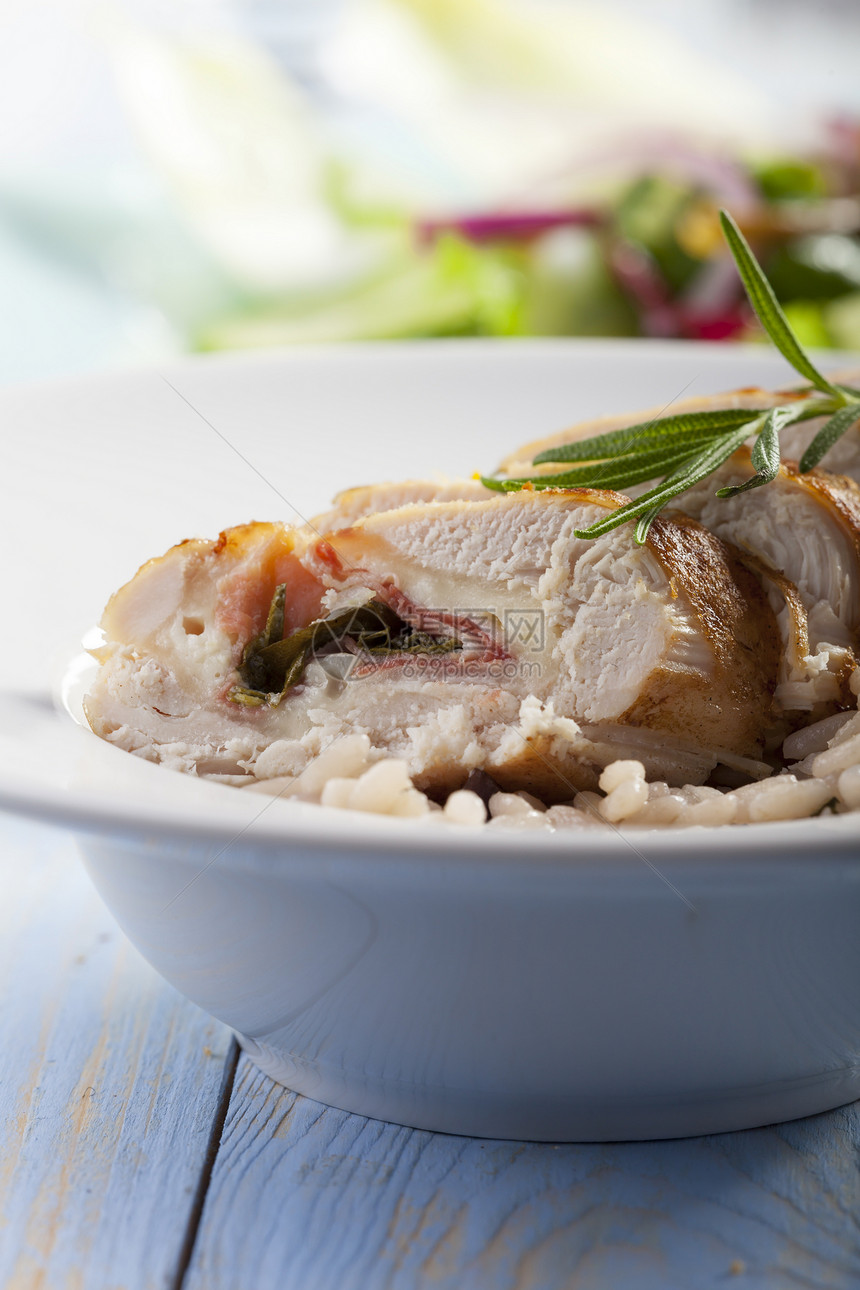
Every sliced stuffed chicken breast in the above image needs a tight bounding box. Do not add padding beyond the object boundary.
[85,488,778,801]
[300,489,778,796]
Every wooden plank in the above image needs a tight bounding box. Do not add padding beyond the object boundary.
[186,1055,860,1290]
[0,817,235,1290]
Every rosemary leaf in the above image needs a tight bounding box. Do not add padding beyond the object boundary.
[799,403,860,472]
[755,407,788,475]
[572,423,754,543]
[751,408,783,477]
[718,210,841,398]
[482,441,719,494]
[634,506,662,545]
[714,405,802,498]
[531,408,759,466]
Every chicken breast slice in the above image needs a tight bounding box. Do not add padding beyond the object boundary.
[84,522,326,777]
[296,489,778,796]
[311,478,492,532]
[676,452,860,710]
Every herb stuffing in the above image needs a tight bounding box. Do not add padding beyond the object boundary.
[229,591,460,707]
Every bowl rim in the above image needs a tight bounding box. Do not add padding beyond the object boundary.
[3,713,859,872]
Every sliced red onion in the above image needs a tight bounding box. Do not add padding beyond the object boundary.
[415,208,603,245]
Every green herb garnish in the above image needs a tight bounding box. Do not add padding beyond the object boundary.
[481,209,860,543]
[228,591,460,707]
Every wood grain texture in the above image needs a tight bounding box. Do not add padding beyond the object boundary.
[186,1055,860,1290]
[4,812,859,1290]
[0,818,234,1290]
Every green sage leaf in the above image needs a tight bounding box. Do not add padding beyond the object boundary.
[230,592,462,708]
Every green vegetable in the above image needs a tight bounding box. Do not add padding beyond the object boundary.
[482,209,860,542]
[614,174,702,292]
[229,593,460,708]
[826,292,860,350]
[754,158,827,202]
[199,235,525,348]
[766,235,860,304]
[778,300,833,350]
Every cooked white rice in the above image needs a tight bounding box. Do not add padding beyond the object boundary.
[243,672,860,829]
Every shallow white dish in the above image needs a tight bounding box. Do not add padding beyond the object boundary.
[3,340,860,1141]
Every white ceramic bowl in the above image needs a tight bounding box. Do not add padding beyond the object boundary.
[3,341,860,1140]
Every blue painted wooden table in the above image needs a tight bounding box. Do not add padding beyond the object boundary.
[2,813,859,1290]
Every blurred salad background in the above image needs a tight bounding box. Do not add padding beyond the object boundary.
[2,0,860,381]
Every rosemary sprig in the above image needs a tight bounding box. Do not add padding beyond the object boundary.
[481,209,860,542]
